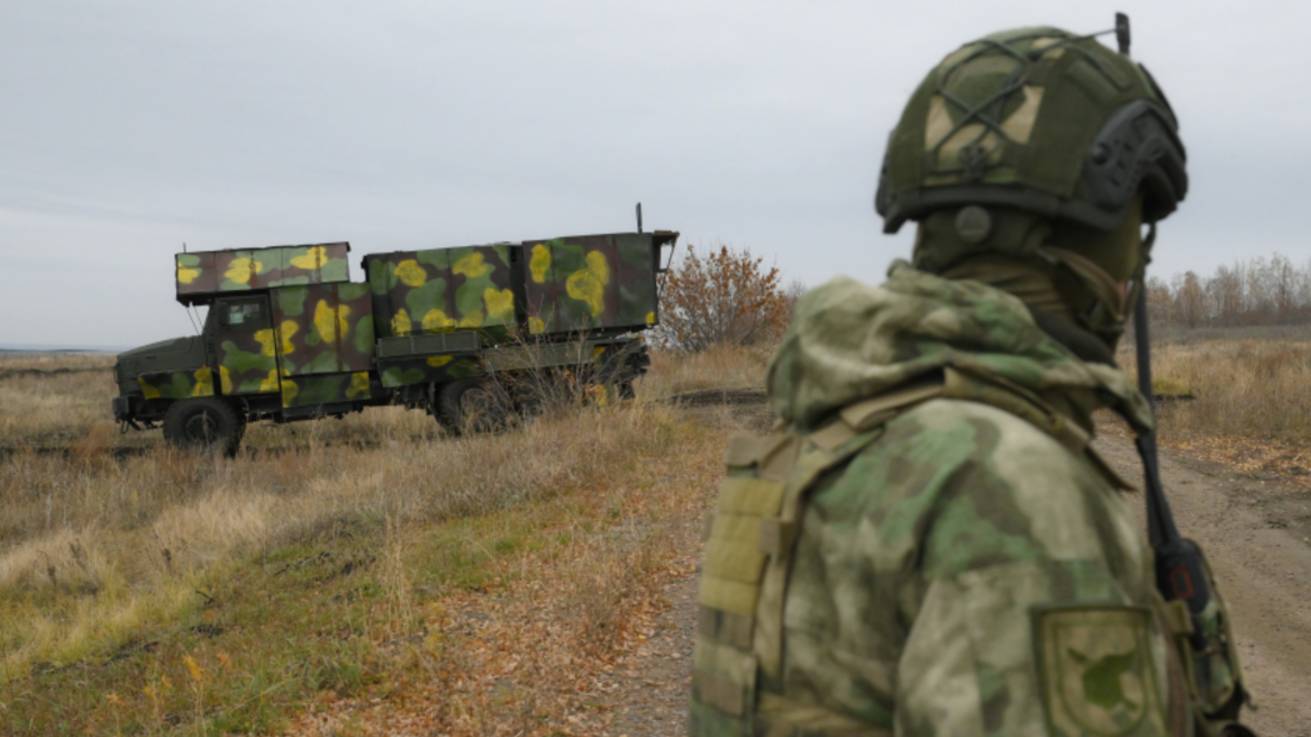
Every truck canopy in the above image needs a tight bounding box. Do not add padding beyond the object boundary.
[175,242,351,304]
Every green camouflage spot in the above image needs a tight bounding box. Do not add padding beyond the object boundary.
[301,352,339,374]
[278,287,306,317]
[221,341,272,373]
[353,316,375,355]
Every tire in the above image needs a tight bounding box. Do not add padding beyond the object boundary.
[437,379,510,435]
[162,398,243,456]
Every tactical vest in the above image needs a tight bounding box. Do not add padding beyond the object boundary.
[689,366,1210,737]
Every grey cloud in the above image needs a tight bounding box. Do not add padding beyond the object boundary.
[1,0,1307,346]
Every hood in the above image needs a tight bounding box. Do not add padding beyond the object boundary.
[115,335,206,382]
[117,335,199,361]
[767,262,1152,432]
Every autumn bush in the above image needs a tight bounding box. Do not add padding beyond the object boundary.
[654,244,790,352]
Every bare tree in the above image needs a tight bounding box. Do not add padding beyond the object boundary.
[1173,271,1205,329]
[1208,265,1244,327]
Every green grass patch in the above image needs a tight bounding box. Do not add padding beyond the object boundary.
[0,484,612,736]
[1,528,384,736]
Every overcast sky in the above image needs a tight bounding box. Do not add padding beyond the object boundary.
[2,0,1308,348]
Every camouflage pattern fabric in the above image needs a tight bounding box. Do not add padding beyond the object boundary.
[264,283,375,407]
[279,371,372,409]
[137,367,215,400]
[176,243,350,303]
[212,296,281,396]
[522,233,659,334]
[365,245,518,339]
[691,264,1193,736]
[270,283,375,376]
[364,234,661,341]
[876,27,1185,233]
[1185,558,1243,718]
[377,354,482,390]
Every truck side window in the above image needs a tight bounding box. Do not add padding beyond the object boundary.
[223,302,262,326]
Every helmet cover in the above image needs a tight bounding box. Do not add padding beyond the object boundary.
[875,27,1186,233]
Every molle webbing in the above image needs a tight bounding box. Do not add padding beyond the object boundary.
[692,430,796,725]
[690,381,936,736]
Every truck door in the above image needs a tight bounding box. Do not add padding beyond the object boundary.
[207,295,281,396]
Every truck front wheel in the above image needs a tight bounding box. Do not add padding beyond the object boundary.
[163,398,243,456]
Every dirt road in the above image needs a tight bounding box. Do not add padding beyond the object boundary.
[599,431,1311,737]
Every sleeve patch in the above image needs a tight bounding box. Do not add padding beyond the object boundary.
[1032,606,1168,737]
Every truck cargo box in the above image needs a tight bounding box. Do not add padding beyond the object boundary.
[363,231,671,341]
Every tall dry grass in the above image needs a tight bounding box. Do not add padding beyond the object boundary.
[0,353,691,684]
[0,353,117,444]
[642,343,774,397]
[1132,339,1311,442]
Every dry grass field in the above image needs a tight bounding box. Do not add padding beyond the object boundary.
[0,346,768,736]
[1,335,1305,735]
[1133,336,1311,477]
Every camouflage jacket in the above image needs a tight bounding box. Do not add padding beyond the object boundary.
[691,263,1199,737]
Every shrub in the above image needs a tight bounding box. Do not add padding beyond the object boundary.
[654,244,789,352]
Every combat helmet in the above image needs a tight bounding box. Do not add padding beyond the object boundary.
[875,22,1186,234]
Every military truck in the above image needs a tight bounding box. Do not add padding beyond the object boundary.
[112,230,678,454]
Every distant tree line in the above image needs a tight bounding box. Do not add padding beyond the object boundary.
[1146,253,1311,329]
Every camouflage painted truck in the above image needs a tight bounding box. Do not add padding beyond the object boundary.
[112,231,678,454]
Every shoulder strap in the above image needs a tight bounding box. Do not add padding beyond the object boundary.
[940,366,1135,491]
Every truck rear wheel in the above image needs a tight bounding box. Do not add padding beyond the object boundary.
[438,379,510,435]
[163,398,243,456]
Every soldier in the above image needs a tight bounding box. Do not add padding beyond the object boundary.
[690,21,1255,737]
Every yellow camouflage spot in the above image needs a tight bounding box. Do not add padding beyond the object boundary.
[458,312,484,328]
[452,251,491,279]
[313,299,351,342]
[177,263,201,285]
[277,320,298,355]
[259,369,280,393]
[219,365,233,394]
[393,259,427,288]
[1030,36,1067,59]
[192,367,214,397]
[346,371,370,399]
[138,377,162,399]
[529,244,551,284]
[224,256,263,285]
[999,85,1044,144]
[592,346,606,360]
[426,355,454,368]
[280,379,299,406]
[483,287,515,322]
[336,304,352,338]
[422,308,455,332]
[925,95,952,150]
[528,315,546,334]
[392,308,413,336]
[645,310,656,326]
[566,250,610,316]
[588,384,609,407]
[253,328,276,358]
[289,245,328,270]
